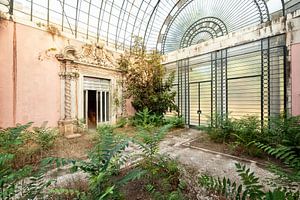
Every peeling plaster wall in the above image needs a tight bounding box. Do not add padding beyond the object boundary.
[0,20,65,127]
[0,19,129,128]
[0,20,14,127]
[291,43,300,116]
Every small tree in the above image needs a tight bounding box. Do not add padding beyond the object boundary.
[118,37,177,116]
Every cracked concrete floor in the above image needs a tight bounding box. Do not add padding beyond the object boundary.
[159,128,276,187]
[49,128,279,193]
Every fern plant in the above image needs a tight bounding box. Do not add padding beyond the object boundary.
[135,124,173,159]
[0,123,52,199]
[43,124,144,200]
[131,108,163,128]
[199,163,299,200]
[132,124,188,199]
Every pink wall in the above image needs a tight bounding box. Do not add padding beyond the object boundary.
[14,23,63,127]
[0,20,14,127]
[0,20,68,128]
[291,43,300,116]
[0,19,131,128]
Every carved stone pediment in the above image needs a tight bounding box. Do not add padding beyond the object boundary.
[56,43,117,69]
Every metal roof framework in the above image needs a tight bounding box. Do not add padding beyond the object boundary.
[0,0,286,53]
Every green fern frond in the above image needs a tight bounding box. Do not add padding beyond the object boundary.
[254,142,300,170]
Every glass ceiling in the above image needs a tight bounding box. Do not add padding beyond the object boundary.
[0,0,287,53]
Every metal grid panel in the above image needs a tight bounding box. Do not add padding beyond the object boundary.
[0,0,285,52]
[166,34,286,127]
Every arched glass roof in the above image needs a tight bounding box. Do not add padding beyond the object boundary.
[0,0,287,53]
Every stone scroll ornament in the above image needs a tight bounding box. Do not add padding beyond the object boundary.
[56,42,117,68]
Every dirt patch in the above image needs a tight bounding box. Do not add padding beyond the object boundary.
[120,179,152,200]
[47,131,96,159]
[115,125,138,138]
[188,132,279,165]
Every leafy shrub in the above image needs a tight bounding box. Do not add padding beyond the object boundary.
[115,116,128,128]
[265,114,300,150]
[199,115,235,143]
[0,123,51,199]
[34,127,57,150]
[117,37,177,116]
[131,108,163,128]
[0,122,33,152]
[44,124,144,199]
[232,116,263,145]
[133,124,187,199]
[164,115,185,128]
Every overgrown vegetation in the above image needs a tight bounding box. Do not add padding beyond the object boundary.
[43,117,190,199]
[199,163,299,200]
[130,123,188,199]
[118,37,177,116]
[0,123,55,199]
[130,108,184,130]
[200,114,300,190]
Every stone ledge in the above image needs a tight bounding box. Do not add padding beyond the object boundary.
[65,133,82,139]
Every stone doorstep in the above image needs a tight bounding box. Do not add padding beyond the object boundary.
[65,133,82,139]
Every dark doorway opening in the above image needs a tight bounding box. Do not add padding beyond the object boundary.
[88,90,97,129]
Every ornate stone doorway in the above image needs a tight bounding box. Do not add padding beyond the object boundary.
[83,77,111,129]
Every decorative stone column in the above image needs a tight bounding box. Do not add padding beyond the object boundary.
[56,46,80,138]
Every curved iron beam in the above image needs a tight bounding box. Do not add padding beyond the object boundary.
[107,0,115,46]
[86,0,92,39]
[142,0,161,50]
[157,0,272,54]
[115,0,126,49]
[188,30,213,45]
[96,0,104,42]
[74,0,80,38]
[129,0,148,50]
[122,0,137,50]
[179,18,227,48]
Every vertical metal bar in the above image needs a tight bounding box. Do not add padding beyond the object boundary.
[187,58,190,125]
[75,0,80,38]
[103,91,107,122]
[221,50,223,121]
[215,52,218,126]
[107,91,109,122]
[61,0,65,31]
[184,59,187,124]
[267,37,270,123]
[47,0,50,26]
[283,46,287,115]
[177,61,180,117]
[86,0,92,39]
[198,82,200,126]
[9,0,14,15]
[100,91,103,122]
[96,91,98,126]
[85,90,88,126]
[281,0,285,16]
[30,0,33,21]
[180,61,183,117]
[260,40,264,128]
[225,49,228,118]
[211,53,213,127]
